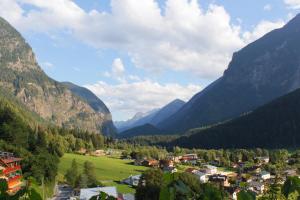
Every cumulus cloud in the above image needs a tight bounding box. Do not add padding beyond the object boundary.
[0,0,272,79]
[284,0,300,9]
[85,80,201,120]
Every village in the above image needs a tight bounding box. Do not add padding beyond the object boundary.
[1,148,300,200]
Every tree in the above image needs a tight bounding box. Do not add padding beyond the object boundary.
[238,190,255,200]
[282,176,300,198]
[77,174,88,188]
[136,169,164,200]
[0,179,8,199]
[65,159,79,187]
[83,161,98,186]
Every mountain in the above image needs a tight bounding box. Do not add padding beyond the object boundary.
[150,99,185,125]
[0,17,114,136]
[62,82,117,136]
[169,88,300,149]
[158,14,300,134]
[116,99,185,133]
[119,124,163,138]
[115,109,159,132]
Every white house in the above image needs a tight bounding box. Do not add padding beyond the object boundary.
[203,165,218,174]
[260,171,271,180]
[80,187,118,200]
[122,175,141,187]
[193,171,209,183]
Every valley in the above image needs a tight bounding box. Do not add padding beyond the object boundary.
[0,2,300,200]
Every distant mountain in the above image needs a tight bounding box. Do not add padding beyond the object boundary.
[0,17,114,136]
[150,99,185,126]
[119,124,163,138]
[115,109,159,132]
[116,99,185,133]
[158,14,300,134]
[170,88,300,149]
[62,82,117,136]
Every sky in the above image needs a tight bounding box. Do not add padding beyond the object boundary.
[0,0,299,121]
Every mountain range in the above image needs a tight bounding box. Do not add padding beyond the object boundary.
[0,17,115,136]
[115,99,185,133]
[157,13,300,134]
[169,87,300,149]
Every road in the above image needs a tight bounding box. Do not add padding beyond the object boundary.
[51,185,74,200]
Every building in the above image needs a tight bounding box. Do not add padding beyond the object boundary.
[0,152,23,194]
[209,174,230,187]
[193,171,209,183]
[92,150,106,157]
[202,165,218,174]
[80,187,118,200]
[248,181,265,194]
[260,171,271,180]
[255,157,270,164]
[142,159,159,167]
[159,159,174,168]
[181,154,198,164]
[121,175,141,187]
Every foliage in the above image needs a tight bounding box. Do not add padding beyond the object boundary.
[136,169,164,200]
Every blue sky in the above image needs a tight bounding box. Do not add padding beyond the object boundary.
[0,0,299,121]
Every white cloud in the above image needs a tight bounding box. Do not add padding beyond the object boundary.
[284,0,300,9]
[243,20,285,43]
[41,61,54,69]
[263,4,272,11]
[85,80,201,120]
[0,0,245,79]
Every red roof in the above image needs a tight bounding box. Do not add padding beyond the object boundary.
[1,157,22,164]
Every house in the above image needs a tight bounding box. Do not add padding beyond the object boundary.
[260,171,271,180]
[209,174,230,187]
[180,154,198,164]
[160,159,174,168]
[182,154,198,160]
[248,181,265,194]
[185,168,198,174]
[284,169,298,177]
[166,156,181,163]
[80,187,118,200]
[0,152,23,194]
[142,159,159,167]
[92,150,106,157]
[193,170,209,183]
[121,175,141,187]
[255,157,270,164]
[202,165,218,174]
[163,167,177,174]
[225,187,240,200]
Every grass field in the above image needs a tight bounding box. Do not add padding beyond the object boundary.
[58,153,147,194]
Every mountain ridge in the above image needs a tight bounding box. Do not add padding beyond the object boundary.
[0,17,115,136]
[158,13,300,133]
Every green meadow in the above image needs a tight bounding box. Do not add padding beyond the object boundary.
[57,153,147,194]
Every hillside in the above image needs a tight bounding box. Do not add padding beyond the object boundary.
[170,88,300,149]
[62,82,116,136]
[158,14,300,133]
[0,17,114,135]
